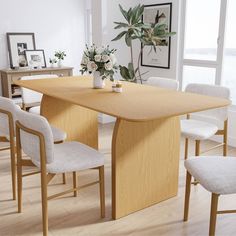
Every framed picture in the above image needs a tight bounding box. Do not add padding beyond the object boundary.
[25,50,46,68]
[7,33,36,68]
[141,3,172,69]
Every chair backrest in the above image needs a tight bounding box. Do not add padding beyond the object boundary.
[148,77,179,91]
[16,108,54,164]
[185,83,230,122]
[21,74,58,104]
[0,96,19,137]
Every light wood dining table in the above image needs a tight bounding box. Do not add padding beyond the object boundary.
[15,76,230,220]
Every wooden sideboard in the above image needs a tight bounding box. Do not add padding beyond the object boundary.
[0,67,73,107]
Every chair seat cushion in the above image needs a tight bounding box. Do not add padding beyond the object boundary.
[181,119,218,140]
[32,141,104,173]
[185,156,236,194]
[28,106,40,114]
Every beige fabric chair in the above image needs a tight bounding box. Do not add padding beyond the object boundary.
[16,109,105,236]
[20,74,58,114]
[181,84,230,160]
[0,96,20,200]
[148,77,179,91]
[184,156,236,236]
[20,74,67,143]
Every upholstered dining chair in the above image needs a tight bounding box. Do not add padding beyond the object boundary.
[181,84,230,161]
[0,96,67,196]
[148,77,179,91]
[15,109,105,236]
[184,156,236,236]
[0,96,20,200]
[20,74,58,114]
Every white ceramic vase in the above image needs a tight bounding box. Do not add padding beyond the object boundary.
[93,71,105,89]
[57,59,63,67]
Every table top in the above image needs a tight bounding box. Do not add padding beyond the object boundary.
[15,76,230,121]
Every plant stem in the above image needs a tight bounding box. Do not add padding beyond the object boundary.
[130,40,137,82]
[137,45,144,84]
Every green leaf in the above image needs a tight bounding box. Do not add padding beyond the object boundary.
[128,62,135,78]
[114,22,129,29]
[119,4,129,22]
[119,65,131,80]
[125,32,132,47]
[112,31,127,41]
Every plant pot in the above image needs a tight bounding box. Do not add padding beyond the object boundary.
[93,71,105,89]
[50,63,55,68]
[57,59,63,67]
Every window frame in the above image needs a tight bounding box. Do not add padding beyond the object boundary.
[178,0,228,91]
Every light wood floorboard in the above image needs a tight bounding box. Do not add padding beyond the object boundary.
[0,123,236,236]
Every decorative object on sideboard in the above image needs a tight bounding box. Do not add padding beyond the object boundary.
[49,58,57,67]
[141,3,173,69]
[25,49,46,69]
[80,44,118,89]
[55,51,66,67]
[7,32,36,68]
[112,4,175,83]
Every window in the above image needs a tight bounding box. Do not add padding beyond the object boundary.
[180,0,236,104]
[184,0,221,61]
[182,66,216,90]
[222,0,236,103]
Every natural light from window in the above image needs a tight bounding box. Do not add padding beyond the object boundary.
[222,0,236,104]
[184,0,221,61]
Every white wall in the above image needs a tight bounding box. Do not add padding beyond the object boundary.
[91,0,180,81]
[0,0,86,78]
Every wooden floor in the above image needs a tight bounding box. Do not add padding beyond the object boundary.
[1,123,236,236]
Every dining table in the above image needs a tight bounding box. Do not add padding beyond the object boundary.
[15,76,230,219]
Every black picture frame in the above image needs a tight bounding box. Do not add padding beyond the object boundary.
[7,32,36,68]
[141,3,172,69]
[25,49,47,68]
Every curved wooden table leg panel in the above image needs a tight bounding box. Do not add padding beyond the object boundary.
[112,116,180,219]
[41,95,98,149]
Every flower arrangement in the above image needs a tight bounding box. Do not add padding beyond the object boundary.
[80,44,118,80]
[55,51,66,60]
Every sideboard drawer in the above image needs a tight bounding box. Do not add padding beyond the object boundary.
[53,70,71,77]
[11,74,29,83]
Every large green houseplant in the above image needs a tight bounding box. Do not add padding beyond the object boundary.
[112,4,176,83]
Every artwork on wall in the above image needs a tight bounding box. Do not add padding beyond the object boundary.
[25,49,46,68]
[141,3,172,69]
[7,33,36,68]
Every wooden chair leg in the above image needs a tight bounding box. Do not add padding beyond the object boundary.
[99,166,105,218]
[10,145,16,200]
[62,173,66,184]
[223,125,227,157]
[193,140,200,185]
[73,172,77,197]
[195,140,200,156]
[17,161,22,213]
[209,193,219,236]
[184,171,192,221]
[184,138,189,160]
[41,171,48,236]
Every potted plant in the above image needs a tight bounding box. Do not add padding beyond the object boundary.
[49,58,57,67]
[80,44,118,89]
[55,51,66,67]
[112,4,176,83]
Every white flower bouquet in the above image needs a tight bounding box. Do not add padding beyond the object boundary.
[80,44,118,81]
